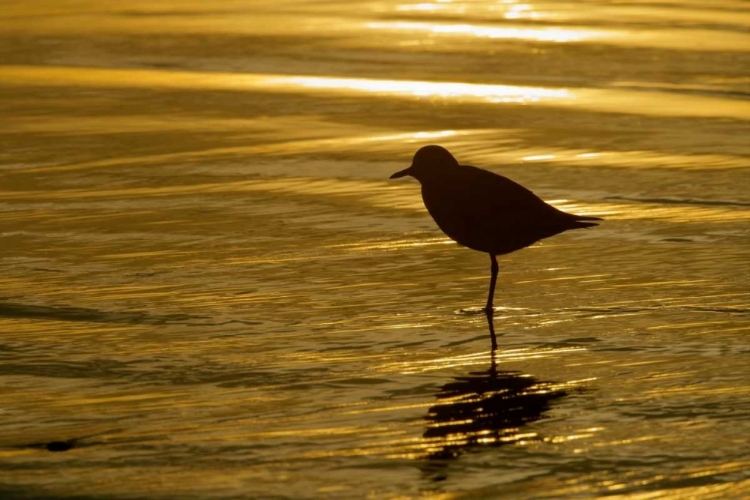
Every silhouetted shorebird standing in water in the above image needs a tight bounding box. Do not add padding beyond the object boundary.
[390,145,601,348]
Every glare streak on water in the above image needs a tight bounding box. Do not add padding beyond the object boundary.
[1,0,750,499]
[366,20,750,51]
[2,65,750,120]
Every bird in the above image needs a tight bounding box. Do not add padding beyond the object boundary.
[390,145,601,346]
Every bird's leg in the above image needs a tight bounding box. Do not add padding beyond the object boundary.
[484,254,499,351]
[484,254,499,314]
[485,307,498,351]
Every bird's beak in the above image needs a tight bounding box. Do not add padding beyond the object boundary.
[389,165,413,179]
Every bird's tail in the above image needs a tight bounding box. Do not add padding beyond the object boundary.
[572,214,603,229]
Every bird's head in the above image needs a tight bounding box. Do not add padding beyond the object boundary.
[389,145,459,183]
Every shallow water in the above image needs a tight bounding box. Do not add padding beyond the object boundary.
[1,1,749,499]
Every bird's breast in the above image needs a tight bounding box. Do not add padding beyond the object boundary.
[421,185,480,249]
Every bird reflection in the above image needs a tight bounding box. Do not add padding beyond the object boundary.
[421,351,568,465]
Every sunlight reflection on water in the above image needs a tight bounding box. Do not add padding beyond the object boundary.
[366,21,609,43]
[3,65,749,120]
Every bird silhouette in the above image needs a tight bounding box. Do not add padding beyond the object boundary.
[390,145,601,341]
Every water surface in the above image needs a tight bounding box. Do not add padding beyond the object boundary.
[1,1,749,499]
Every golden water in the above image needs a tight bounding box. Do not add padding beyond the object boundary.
[1,1,749,498]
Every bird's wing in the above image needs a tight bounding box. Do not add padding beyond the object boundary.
[456,165,562,221]
[431,165,571,252]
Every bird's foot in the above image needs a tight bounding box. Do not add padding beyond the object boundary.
[457,307,487,316]
[457,306,496,316]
